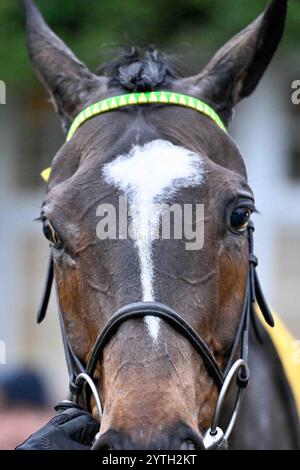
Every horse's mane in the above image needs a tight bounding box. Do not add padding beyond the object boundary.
[98,46,180,92]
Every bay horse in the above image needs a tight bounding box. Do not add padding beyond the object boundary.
[23,0,299,449]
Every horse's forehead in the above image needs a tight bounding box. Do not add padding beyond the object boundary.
[102,139,207,196]
[49,142,246,216]
[97,138,246,199]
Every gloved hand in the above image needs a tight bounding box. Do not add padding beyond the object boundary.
[16,403,99,450]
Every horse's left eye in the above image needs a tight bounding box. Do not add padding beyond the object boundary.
[43,220,61,246]
[230,207,252,233]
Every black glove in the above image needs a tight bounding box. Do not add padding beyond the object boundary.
[16,403,99,450]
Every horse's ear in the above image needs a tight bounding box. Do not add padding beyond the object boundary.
[23,0,106,133]
[180,0,287,126]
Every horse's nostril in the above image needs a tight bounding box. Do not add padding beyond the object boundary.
[91,439,113,451]
[174,425,205,450]
[180,439,197,450]
[100,444,112,451]
[91,432,114,450]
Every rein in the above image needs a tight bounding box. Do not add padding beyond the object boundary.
[37,91,274,450]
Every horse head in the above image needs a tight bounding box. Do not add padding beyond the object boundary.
[23,0,287,450]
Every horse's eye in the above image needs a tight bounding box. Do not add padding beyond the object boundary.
[43,220,61,246]
[230,207,252,233]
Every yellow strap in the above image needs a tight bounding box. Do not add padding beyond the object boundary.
[257,307,300,417]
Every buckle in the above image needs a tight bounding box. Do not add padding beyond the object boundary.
[237,364,250,388]
[69,379,82,396]
[249,253,258,267]
[203,427,228,450]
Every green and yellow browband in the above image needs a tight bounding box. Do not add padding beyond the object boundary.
[41,91,227,182]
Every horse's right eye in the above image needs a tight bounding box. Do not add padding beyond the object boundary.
[230,207,252,233]
[43,220,61,246]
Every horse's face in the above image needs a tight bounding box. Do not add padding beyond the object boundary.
[42,109,252,446]
[24,0,286,450]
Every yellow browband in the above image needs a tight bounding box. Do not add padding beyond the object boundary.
[40,91,227,182]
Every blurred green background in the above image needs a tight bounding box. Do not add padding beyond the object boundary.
[0,0,300,90]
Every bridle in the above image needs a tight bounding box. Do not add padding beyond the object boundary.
[37,91,274,450]
[38,222,273,449]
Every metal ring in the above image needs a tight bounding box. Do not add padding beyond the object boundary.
[210,359,248,437]
[74,372,103,419]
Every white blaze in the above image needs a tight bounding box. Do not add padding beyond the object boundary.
[103,139,205,340]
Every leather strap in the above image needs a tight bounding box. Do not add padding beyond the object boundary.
[248,222,274,327]
[37,254,53,324]
[86,301,224,390]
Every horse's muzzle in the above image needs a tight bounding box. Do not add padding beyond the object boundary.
[91,423,205,450]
